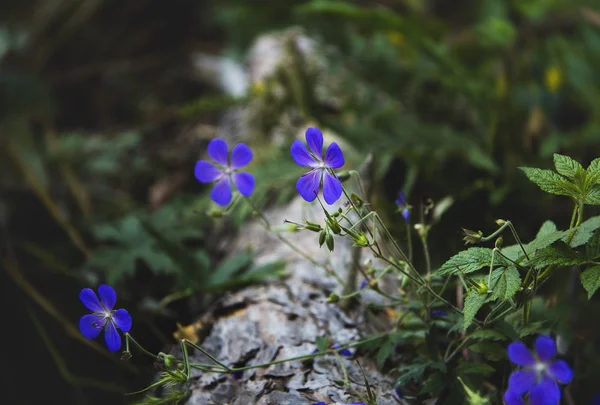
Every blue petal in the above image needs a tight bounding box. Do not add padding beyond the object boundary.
[593,393,600,405]
[507,341,535,366]
[194,160,223,183]
[312,403,326,405]
[290,140,318,167]
[207,138,229,165]
[396,191,406,206]
[322,171,342,205]
[230,144,253,169]
[296,169,321,202]
[104,321,122,352]
[402,208,410,224]
[507,369,537,395]
[338,348,352,357]
[232,172,255,197]
[210,176,233,206]
[79,288,103,312]
[305,127,324,158]
[112,309,132,332]
[98,284,116,311]
[529,376,560,405]
[548,360,573,384]
[324,142,344,168]
[503,390,526,405]
[79,314,105,339]
[534,335,556,362]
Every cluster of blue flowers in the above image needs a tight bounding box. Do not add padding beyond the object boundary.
[194,127,345,206]
[78,127,577,405]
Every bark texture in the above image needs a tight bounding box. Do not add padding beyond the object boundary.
[176,196,404,405]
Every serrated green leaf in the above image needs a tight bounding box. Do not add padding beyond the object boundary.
[586,230,600,260]
[525,229,569,257]
[588,157,600,176]
[419,372,447,397]
[519,167,575,197]
[396,362,429,385]
[490,266,521,301]
[585,187,600,205]
[553,154,583,179]
[581,265,600,299]
[536,220,557,237]
[529,241,586,269]
[435,248,493,276]
[567,215,600,247]
[468,341,506,361]
[463,292,488,329]
[467,329,508,341]
[375,340,395,369]
[518,321,547,338]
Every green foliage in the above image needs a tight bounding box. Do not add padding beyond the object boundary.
[435,248,494,276]
[569,216,600,247]
[581,266,600,299]
[463,292,489,330]
[489,266,520,301]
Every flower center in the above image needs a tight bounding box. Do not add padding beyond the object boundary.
[533,361,548,379]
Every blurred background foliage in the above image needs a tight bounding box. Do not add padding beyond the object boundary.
[1,0,599,403]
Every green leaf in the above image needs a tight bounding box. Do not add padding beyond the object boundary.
[585,187,600,205]
[396,362,430,385]
[529,241,586,269]
[206,253,253,288]
[581,265,600,299]
[456,361,496,376]
[519,167,575,197]
[588,157,600,176]
[467,341,506,361]
[463,292,488,329]
[315,336,331,352]
[526,224,568,254]
[466,329,508,341]
[490,266,521,301]
[567,215,600,247]
[435,248,493,276]
[553,154,583,179]
[586,230,600,260]
[375,340,395,369]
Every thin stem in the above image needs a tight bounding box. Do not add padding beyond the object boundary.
[125,334,159,360]
[243,196,344,285]
[183,340,230,372]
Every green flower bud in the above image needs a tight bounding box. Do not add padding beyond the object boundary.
[319,230,326,247]
[462,228,483,245]
[495,236,503,249]
[326,233,335,252]
[305,221,322,232]
[352,231,370,247]
[337,171,351,182]
[327,293,340,303]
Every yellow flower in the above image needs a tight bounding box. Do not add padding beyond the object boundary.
[544,66,563,93]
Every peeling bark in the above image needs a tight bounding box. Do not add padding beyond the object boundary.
[168,196,404,405]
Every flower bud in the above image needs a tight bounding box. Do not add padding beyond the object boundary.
[495,236,503,249]
[120,351,132,361]
[336,171,351,182]
[318,230,326,247]
[328,220,342,235]
[305,221,322,232]
[327,293,339,303]
[326,233,335,252]
[352,231,370,247]
[208,208,224,218]
[462,228,483,245]
[495,219,507,226]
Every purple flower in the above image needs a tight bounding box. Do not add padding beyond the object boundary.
[290,127,345,205]
[504,335,573,405]
[395,191,410,224]
[431,309,448,317]
[194,138,255,206]
[593,393,600,405]
[359,279,368,290]
[79,285,132,352]
[395,386,403,398]
[331,343,353,357]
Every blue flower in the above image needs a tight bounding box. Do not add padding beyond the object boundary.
[504,335,573,405]
[331,343,353,357]
[359,279,368,290]
[312,403,365,405]
[395,191,410,224]
[290,127,345,205]
[431,309,448,317]
[194,138,255,206]
[79,285,132,352]
[593,393,600,405]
